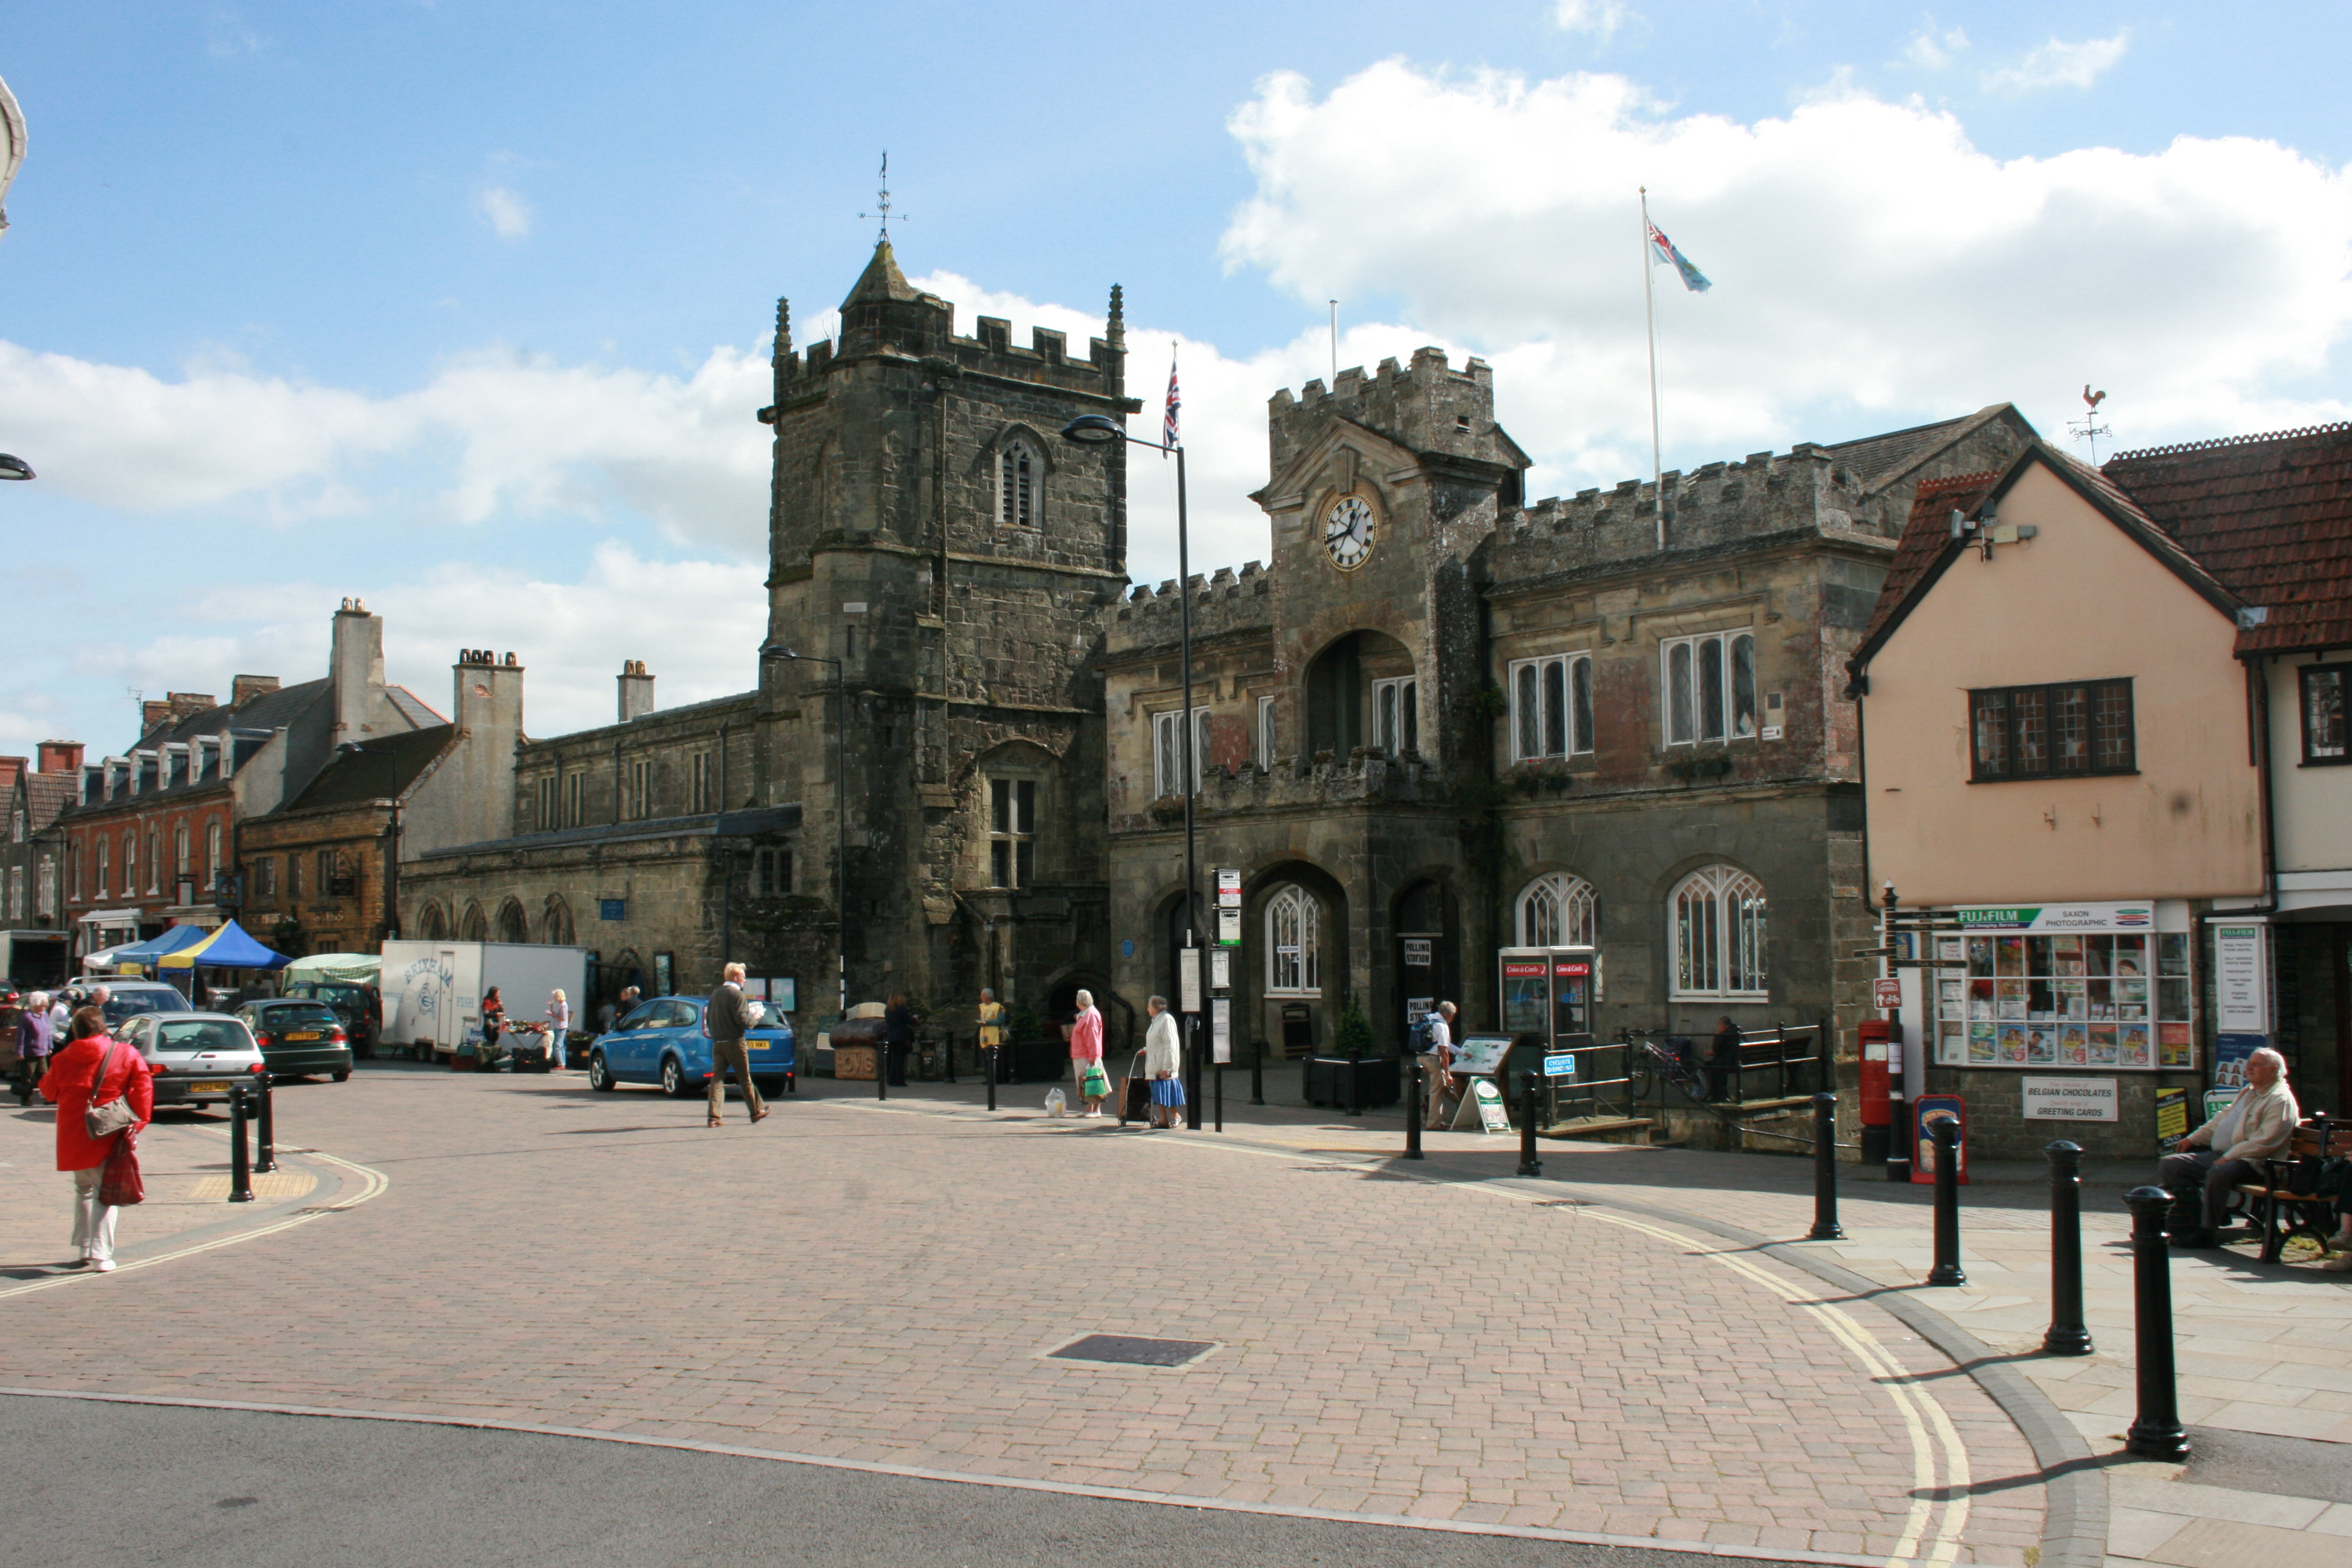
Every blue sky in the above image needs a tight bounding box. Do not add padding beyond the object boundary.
[4,2,2349,759]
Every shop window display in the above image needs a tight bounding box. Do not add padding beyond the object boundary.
[1932,931,2192,1070]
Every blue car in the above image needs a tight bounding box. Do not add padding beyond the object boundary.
[584,995,796,1099]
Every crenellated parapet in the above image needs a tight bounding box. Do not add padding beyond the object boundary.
[1106,560,1276,655]
[1266,347,1505,481]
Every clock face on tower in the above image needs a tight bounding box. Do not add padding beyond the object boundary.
[1324,494,1375,570]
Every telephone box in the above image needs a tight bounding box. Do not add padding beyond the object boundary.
[1498,946,1596,1056]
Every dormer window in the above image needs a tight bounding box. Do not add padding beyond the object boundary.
[999,441,1038,529]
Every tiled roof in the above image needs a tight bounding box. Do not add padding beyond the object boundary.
[132,678,328,752]
[389,687,446,726]
[1821,404,2017,491]
[2103,422,2352,655]
[22,772,74,831]
[1851,441,2243,670]
[1855,470,2001,652]
[279,725,454,813]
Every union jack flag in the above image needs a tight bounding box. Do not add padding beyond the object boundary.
[1163,349,1181,454]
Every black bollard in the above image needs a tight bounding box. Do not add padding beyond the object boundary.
[255,1079,279,1175]
[1250,1038,1265,1106]
[1807,1091,1844,1240]
[877,1036,887,1102]
[2042,1141,2092,1355]
[227,1085,255,1203]
[1215,1063,1223,1133]
[2123,1185,2190,1460]
[984,1045,997,1112]
[1405,1056,1425,1161]
[1516,1072,1542,1178]
[1345,1046,1362,1117]
[1926,1114,1965,1285]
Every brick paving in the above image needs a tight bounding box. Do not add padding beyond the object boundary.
[0,1070,2096,1563]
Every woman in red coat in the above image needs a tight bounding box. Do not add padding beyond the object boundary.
[41,1005,152,1272]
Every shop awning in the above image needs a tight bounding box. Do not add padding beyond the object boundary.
[157,920,291,971]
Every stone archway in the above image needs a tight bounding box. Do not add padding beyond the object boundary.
[1304,629,1415,759]
[459,901,488,942]
[494,897,529,945]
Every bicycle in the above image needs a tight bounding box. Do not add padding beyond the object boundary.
[1625,1036,1711,1103]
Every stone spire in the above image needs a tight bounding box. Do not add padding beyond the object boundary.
[772,296,791,406]
[840,237,920,309]
[1107,283,1125,350]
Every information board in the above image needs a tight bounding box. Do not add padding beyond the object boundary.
[1449,1033,1514,1077]
[1210,997,1231,1063]
[2213,924,2269,1032]
[1178,946,1202,1014]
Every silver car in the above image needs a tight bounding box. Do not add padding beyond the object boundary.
[117,1011,269,1110]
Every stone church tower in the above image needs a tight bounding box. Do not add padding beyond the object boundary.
[759,240,1135,1023]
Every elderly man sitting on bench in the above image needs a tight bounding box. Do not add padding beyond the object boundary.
[2160,1047,2299,1249]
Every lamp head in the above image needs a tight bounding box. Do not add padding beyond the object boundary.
[758,642,800,661]
[1058,415,1122,446]
[0,453,34,481]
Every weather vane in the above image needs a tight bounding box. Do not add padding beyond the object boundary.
[858,151,906,242]
[2069,385,2112,463]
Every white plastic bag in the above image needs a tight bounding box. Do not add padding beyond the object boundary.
[1045,1087,1068,1117]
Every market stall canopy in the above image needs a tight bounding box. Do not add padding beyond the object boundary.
[283,952,382,987]
[107,925,214,964]
[157,920,290,971]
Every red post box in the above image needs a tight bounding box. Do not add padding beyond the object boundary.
[1857,1019,1893,1126]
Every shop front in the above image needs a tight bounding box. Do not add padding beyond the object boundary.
[1901,900,2204,1160]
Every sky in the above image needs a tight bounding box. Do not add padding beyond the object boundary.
[4,1,2350,762]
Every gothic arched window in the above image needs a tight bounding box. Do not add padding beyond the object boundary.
[1265,885,1321,996]
[998,441,1039,529]
[1670,864,1768,999]
[1516,872,1596,947]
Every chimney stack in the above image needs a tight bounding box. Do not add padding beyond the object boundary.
[617,660,656,722]
[0,757,22,795]
[330,598,387,745]
[38,740,83,774]
[142,699,170,733]
[232,674,280,707]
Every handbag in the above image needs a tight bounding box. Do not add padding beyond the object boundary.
[83,1040,137,1140]
[1081,1062,1109,1099]
[99,1127,145,1207]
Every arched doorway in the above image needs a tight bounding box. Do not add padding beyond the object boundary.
[1246,861,1348,1059]
[494,898,529,945]
[414,901,448,942]
[459,901,488,941]
[1393,878,1460,1035]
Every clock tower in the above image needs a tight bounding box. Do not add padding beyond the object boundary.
[1251,347,1528,767]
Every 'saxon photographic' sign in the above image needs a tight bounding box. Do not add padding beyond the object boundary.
[1954,904,2153,933]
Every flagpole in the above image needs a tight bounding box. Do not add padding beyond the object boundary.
[1641,186,1664,551]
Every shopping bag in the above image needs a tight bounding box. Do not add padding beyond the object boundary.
[1044,1087,1068,1117]
[99,1130,145,1207]
[1081,1063,1109,1099]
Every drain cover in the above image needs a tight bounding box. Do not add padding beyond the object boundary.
[1048,1334,1217,1368]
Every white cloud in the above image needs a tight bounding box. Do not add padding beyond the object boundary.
[32,547,769,756]
[477,185,533,240]
[1904,25,1969,70]
[1982,31,2128,93]
[0,339,773,547]
[1219,62,2352,498]
[1554,1,1632,40]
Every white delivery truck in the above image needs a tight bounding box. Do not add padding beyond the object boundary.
[1,929,71,990]
[377,939,590,1063]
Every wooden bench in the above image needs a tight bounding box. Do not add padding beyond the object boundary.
[2234,1120,2352,1265]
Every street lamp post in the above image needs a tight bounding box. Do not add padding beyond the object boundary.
[1059,413,1201,1129]
[759,643,857,1094]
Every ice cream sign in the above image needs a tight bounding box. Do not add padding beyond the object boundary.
[1953,903,2153,932]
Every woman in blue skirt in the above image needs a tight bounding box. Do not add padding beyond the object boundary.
[1143,995,1186,1129]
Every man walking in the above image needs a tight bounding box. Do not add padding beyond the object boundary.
[705,963,769,1129]
[1422,1001,1456,1129]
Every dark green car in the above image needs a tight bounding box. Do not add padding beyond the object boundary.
[235,998,354,1082]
